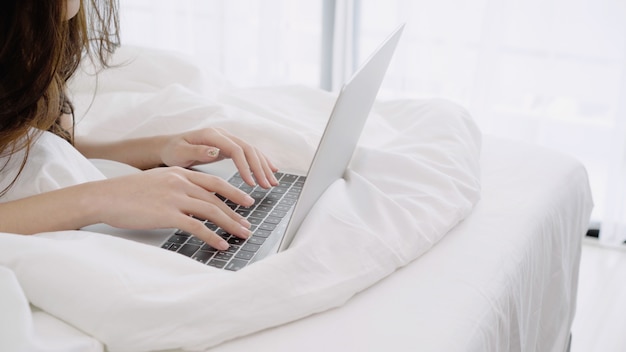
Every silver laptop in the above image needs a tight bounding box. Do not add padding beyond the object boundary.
[85,25,404,271]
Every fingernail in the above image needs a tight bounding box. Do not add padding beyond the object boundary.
[245,195,255,205]
[207,147,220,158]
[239,226,251,239]
[218,240,229,251]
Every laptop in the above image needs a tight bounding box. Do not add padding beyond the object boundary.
[84,24,404,271]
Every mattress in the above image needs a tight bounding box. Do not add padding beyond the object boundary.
[210,135,593,352]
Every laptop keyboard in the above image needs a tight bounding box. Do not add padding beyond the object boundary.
[160,172,305,271]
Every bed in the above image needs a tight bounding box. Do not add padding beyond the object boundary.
[209,134,591,352]
[0,47,593,352]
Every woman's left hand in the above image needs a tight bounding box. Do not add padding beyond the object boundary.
[160,128,279,189]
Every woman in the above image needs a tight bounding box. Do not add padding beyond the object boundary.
[0,0,278,251]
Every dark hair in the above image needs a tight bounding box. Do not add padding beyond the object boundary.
[0,0,120,195]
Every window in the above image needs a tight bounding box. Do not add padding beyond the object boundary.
[119,0,626,242]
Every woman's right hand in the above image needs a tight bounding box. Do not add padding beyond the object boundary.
[92,167,254,250]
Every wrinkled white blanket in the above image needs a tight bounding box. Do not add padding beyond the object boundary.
[0,47,481,351]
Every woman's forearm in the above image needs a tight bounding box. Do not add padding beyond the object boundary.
[75,135,168,170]
[0,181,101,234]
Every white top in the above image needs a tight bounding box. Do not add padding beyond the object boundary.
[0,130,105,202]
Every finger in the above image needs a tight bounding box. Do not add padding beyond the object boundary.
[183,198,252,240]
[203,132,258,186]
[226,136,272,188]
[192,145,221,163]
[174,143,221,166]
[183,169,255,207]
[255,148,280,186]
[176,214,230,250]
[208,130,276,188]
[183,181,251,226]
[266,156,279,173]
[230,145,260,187]
[243,146,273,189]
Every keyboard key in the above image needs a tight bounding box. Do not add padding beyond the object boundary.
[250,210,269,219]
[254,229,272,238]
[208,259,227,268]
[283,192,299,200]
[235,209,251,217]
[200,243,218,252]
[270,187,289,194]
[169,234,189,244]
[248,217,263,225]
[241,243,261,253]
[178,244,201,257]
[259,223,276,231]
[187,237,205,246]
[204,222,218,230]
[260,198,278,207]
[225,259,249,271]
[280,174,298,183]
[240,185,254,193]
[274,204,291,212]
[270,210,287,218]
[192,250,214,263]
[228,176,244,187]
[214,252,233,261]
[252,186,269,193]
[279,198,296,205]
[266,193,283,201]
[247,236,266,245]
[216,229,231,239]
[175,230,193,237]
[263,216,282,225]
[235,251,254,260]
[256,205,273,212]
[250,191,267,201]
[227,237,246,245]
[225,245,240,254]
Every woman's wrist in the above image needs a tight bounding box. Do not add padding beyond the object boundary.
[75,135,170,170]
[133,135,169,169]
[0,181,105,234]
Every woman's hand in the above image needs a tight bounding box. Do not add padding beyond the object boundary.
[160,128,279,189]
[75,127,279,188]
[92,167,255,250]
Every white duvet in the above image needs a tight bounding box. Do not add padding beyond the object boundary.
[0,47,481,352]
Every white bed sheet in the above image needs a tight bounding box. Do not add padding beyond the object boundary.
[209,135,593,352]
[0,46,482,351]
[0,46,592,352]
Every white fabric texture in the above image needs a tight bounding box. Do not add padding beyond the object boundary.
[0,131,105,202]
[0,47,482,351]
[209,135,593,352]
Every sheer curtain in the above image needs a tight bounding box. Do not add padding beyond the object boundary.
[352,0,626,244]
[119,0,626,243]
[119,0,323,87]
